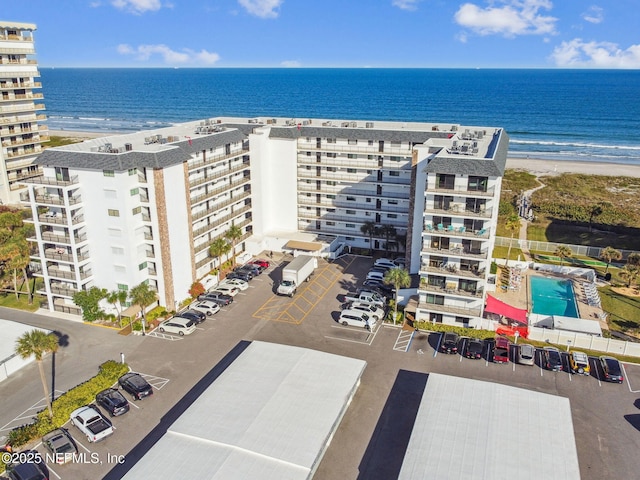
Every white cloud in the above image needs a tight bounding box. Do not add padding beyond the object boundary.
[392,0,420,11]
[454,0,557,38]
[581,5,604,24]
[111,0,163,14]
[281,60,301,67]
[117,44,221,65]
[238,0,283,19]
[550,39,640,68]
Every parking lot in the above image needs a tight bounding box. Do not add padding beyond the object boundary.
[1,254,640,480]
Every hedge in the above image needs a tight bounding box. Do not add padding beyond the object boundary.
[414,322,498,340]
[4,360,129,455]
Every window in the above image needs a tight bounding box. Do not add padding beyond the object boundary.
[111,247,125,255]
[326,194,336,199]
[347,168,356,173]
[326,166,337,172]
[366,198,372,203]
[103,170,115,177]
[345,236,355,241]
[387,214,397,219]
[108,209,120,217]
[117,283,128,291]
[326,181,337,186]
[348,139,357,145]
[138,262,148,271]
[368,155,374,160]
[390,171,400,176]
[346,210,356,215]
[128,168,137,176]
[391,141,401,147]
[347,155,357,160]
[388,199,398,205]
[368,140,374,146]
[345,223,355,228]
[130,188,139,196]
[327,138,336,143]
[132,206,141,215]
[346,196,356,201]
[326,221,335,226]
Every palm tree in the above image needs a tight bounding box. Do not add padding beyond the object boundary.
[554,245,573,266]
[360,221,378,254]
[15,330,59,418]
[599,246,622,274]
[208,237,231,271]
[620,265,640,288]
[504,214,521,266]
[224,224,243,268]
[129,282,157,334]
[106,289,128,327]
[380,224,396,255]
[0,212,33,303]
[383,267,411,325]
[627,252,640,268]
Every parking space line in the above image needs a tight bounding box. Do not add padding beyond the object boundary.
[48,465,61,479]
[621,364,638,392]
[433,332,443,358]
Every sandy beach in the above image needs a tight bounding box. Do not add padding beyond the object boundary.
[49,129,640,178]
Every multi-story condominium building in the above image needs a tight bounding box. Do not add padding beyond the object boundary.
[0,21,47,205]
[21,117,508,328]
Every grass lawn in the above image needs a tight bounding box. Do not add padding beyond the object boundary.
[599,286,640,334]
[527,220,640,250]
[493,245,523,261]
[0,292,43,312]
[45,136,83,148]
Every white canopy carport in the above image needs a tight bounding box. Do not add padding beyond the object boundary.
[122,341,366,480]
[398,373,580,480]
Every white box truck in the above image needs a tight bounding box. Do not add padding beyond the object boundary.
[277,255,317,297]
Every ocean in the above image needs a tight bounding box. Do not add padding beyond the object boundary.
[40,68,640,165]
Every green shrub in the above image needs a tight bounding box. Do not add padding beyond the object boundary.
[146,306,167,321]
[414,322,497,340]
[6,360,129,449]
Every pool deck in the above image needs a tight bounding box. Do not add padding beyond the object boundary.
[492,268,608,331]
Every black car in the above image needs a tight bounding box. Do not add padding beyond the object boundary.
[198,291,233,306]
[96,388,130,416]
[361,280,393,296]
[177,309,206,324]
[599,356,624,383]
[6,450,49,480]
[227,270,253,282]
[119,372,153,400]
[464,338,483,359]
[440,332,460,354]
[238,264,262,276]
[542,347,564,371]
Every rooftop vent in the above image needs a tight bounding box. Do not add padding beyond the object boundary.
[125,143,132,151]
[365,122,374,128]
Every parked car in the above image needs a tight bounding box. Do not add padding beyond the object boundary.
[251,259,270,269]
[177,309,206,324]
[440,332,460,354]
[361,280,393,296]
[517,344,536,366]
[226,270,253,282]
[366,270,385,282]
[374,258,397,269]
[569,351,591,375]
[5,450,49,480]
[158,317,197,336]
[119,372,154,400]
[238,264,262,276]
[198,291,234,306]
[493,336,510,363]
[339,309,377,330]
[344,301,385,321]
[599,356,624,383]
[212,284,240,297]
[219,278,249,291]
[463,338,483,359]
[393,257,406,268]
[42,428,78,464]
[70,405,114,442]
[96,388,130,417]
[189,300,221,316]
[542,347,564,371]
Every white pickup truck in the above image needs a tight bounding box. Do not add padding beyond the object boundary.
[343,290,386,308]
[70,405,115,442]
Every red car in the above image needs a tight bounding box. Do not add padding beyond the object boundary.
[251,259,270,269]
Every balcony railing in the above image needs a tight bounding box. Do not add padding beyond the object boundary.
[35,214,85,225]
[42,249,90,263]
[189,160,250,188]
[297,140,412,156]
[0,81,41,90]
[49,284,78,297]
[298,195,409,214]
[21,175,79,187]
[190,175,250,207]
[193,205,251,238]
[188,148,250,172]
[418,282,483,298]
[47,268,93,280]
[40,232,87,244]
[297,168,410,185]
[297,182,411,200]
[194,230,252,269]
[417,301,482,318]
[419,264,486,279]
[298,209,408,228]
[421,246,489,260]
[427,185,496,198]
[192,191,251,221]
[424,205,492,219]
[193,221,251,258]
[422,226,490,239]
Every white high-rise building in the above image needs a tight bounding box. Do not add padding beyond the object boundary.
[21,117,508,327]
[0,21,47,205]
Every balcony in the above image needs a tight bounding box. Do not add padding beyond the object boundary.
[297,168,410,185]
[35,213,85,226]
[194,230,252,268]
[428,185,496,198]
[417,301,482,318]
[42,248,90,263]
[419,264,485,280]
[40,231,87,244]
[297,182,411,200]
[297,195,409,214]
[297,140,411,156]
[421,245,489,260]
[0,81,41,91]
[188,148,250,172]
[47,268,93,280]
[298,209,408,228]
[193,205,251,238]
[189,160,250,188]
[418,281,483,298]
[21,175,79,187]
[192,191,251,221]
[424,205,492,219]
[423,225,490,239]
[49,284,78,297]
[190,175,250,207]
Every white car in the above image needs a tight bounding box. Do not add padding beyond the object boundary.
[158,317,197,336]
[212,284,240,297]
[339,309,377,330]
[374,258,397,269]
[348,301,385,321]
[220,278,249,291]
[189,300,221,316]
[366,270,385,281]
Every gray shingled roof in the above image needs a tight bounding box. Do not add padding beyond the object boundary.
[269,126,450,143]
[425,130,509,177]
[35,130,248,170]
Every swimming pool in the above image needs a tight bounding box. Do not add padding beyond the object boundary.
[530,276,579,318]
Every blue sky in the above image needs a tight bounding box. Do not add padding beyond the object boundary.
[5,0,640,68]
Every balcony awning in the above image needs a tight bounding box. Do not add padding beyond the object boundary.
[485,295,528,325]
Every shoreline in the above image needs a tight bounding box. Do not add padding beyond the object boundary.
[49,129,640,178]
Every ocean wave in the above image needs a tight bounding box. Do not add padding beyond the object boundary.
[510,139,640,151]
